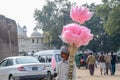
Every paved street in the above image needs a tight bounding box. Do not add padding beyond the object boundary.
[76,63,120,80]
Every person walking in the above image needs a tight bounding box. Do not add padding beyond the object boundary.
[111,52,117,75]
[55,45,76,80]
[86,52,96,76]
[95,53,99,68]
[99,52,106,75]
[105,52,112,75]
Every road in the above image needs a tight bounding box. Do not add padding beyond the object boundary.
[76,63,120,80]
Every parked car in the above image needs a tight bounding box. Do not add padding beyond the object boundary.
[0,56,47,80]
[33,50,62,79]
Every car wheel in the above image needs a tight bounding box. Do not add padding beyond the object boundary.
[47,72,52,80]
[9,76,14,80]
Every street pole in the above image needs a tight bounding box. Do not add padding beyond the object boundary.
[8,26,12,56]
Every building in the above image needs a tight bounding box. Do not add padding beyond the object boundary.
[17,25,45,55]
[0,15,18,60]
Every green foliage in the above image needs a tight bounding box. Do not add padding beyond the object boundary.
[96,5,110,20]
[105,4,120,35]
[96,0,120,35]
[96,0,120,51]
[34,1,57,31]
[34,0,72,49]
[102,0,109,3]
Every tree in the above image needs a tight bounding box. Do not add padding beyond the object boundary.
[96,0,120,51]
[34,1,57,31]
[34,0,72,49]
[105,5,120,35]
[96,0,120,35]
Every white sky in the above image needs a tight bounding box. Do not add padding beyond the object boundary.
[0,0,101,36]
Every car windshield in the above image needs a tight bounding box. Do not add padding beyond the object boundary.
[16,57,40,64]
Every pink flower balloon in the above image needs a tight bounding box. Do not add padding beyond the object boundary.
[70,5,94,24]
[61,23,93,47]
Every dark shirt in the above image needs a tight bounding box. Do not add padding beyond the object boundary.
[111,55,116,64]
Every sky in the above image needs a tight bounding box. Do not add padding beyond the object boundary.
[0,0,101,36]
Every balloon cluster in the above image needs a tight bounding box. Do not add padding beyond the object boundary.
[61,5,94,47]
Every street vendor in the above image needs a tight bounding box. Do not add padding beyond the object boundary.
[55,45,76,80]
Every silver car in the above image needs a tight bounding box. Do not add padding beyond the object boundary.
[0,56,47,80]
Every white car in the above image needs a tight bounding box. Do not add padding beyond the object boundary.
[0,56,47,80]
[34,50,62,79]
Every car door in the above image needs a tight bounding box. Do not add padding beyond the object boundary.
[0,59,8,80]
[0,59,14,80]
[4,59,14,80]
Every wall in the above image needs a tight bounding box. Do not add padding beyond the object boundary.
[0,15,18,61]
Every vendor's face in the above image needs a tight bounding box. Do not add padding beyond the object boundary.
[61,52,69,60]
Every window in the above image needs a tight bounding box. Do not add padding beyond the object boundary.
[38,56,45,63]
[55,54,62,62]
[16,57,39,64]
[38,56,52,63]
[6,59,13,66]
[0,60,7,67]
[32,51,34,53]
[46,56,52,62]
[32,39,34,43]
[0,59,14,67]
